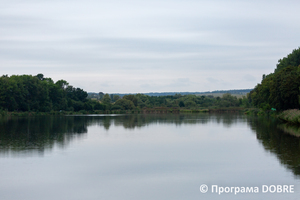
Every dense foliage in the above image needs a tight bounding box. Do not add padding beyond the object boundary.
[103,93,249,110]
[249,47,300,111]
[0,73,249,112]
[275,48,300,73]
[0,74,104,112]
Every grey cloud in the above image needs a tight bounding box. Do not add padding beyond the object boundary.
[243,74,256,82]
[1,0,300,92]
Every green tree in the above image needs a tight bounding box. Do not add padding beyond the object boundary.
[0,74,89,112]
[179,101,185,107]
[114,99,135,110]
[275,48,300,73]
[250,62,300,110]
[123,95,138,106]
[55,80,69,89]
[102,94,111,104]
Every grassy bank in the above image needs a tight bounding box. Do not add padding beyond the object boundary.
[277,109,300,124]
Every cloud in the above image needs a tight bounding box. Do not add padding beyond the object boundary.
[243,74,256,82]
[1,0,300,92]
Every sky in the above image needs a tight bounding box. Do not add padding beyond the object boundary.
[1,0,300,93]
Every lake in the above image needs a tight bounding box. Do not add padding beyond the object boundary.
[0,114,299,200]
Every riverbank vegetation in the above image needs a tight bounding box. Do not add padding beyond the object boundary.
[248,47,300,123]
[0,74,105,113]
[0,74,250,116]
[278,109,300,124]
[249,48,300,111]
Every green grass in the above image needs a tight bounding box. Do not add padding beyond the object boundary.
[278,109,300,124]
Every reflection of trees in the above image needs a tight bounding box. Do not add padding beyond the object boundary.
[0,116,88,155]
[214,114,246,127]
[248,116,300,178]
[84,114,215,129]
[110,113,244,129]
[277,123,300,137]
[0,114,243,155]
[2,114,300,178]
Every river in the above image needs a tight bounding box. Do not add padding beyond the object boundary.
[0,114,299,200]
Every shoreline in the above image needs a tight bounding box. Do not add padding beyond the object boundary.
[277,109,300,124]
[0,107,246,117]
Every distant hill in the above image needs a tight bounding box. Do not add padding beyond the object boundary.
[88,89,252,99]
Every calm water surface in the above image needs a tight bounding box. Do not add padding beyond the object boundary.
[0,114,299,200]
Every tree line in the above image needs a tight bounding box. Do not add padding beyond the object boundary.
[88,89,252,98]
[104,93,249,110]
[0,74,104,112]
[249,47,300,111]
[0,114,254,154]
[0,73,250,112]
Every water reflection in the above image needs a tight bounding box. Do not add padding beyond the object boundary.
[87,113,244,129]
[278,123,300,137]
[0,116,88,155]
[1,114,300,179]
[248,116,300,178]
[0,114,244,155]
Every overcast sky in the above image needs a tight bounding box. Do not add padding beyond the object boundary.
[1,0,300,93]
